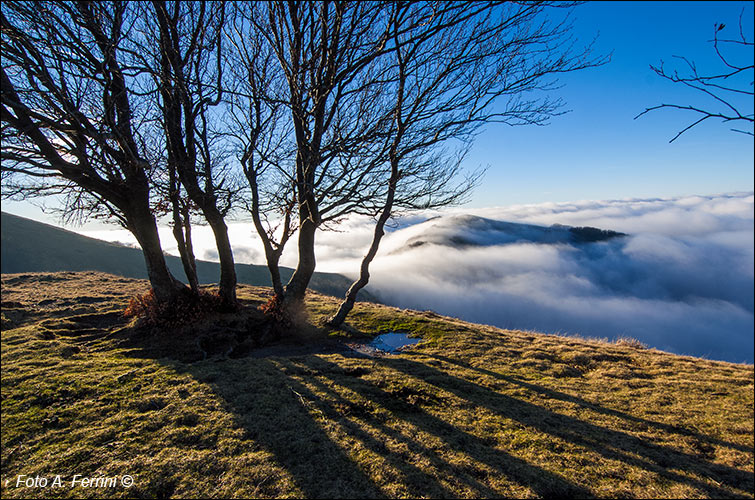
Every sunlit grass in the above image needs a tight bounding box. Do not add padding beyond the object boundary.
[1,272,753,498]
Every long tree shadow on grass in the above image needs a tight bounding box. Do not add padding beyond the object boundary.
[367,354,753,498]
[276,360,474,498]
[427,353,754,454]
[171,353,596,498]
[170,357,387,498]
[161,344,754,498]
[274,356,593,498]
[163,351,603,498]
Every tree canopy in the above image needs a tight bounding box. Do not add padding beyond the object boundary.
[2,0,606,328]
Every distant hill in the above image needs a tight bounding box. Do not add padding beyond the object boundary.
[0,212,367,300]
[397,214,626,251]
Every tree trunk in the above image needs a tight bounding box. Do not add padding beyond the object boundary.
[328,183,396,328]
[128,207,183,303]
[329,125,401,327]
[169,163,199,294]
[284,217,317,306]
[154,2,236,307]
[265,250,285,298]
[327,222,386,327]
[171,212,199,294]
[182,209,199,291]
[245,162,288,298]
[205,209,237,307]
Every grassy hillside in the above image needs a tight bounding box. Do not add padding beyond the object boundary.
[0,212,367,300]
[1,272,753,499]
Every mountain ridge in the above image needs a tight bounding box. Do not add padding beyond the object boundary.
[0,212,369,301]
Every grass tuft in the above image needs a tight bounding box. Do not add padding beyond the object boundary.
[614,336,649,349]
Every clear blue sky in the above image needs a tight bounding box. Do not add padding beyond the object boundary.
[465,0,754,207]
[2,1,754,227]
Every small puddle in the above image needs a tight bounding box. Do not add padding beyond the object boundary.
[344,332,422,357]
[368,332,421,353]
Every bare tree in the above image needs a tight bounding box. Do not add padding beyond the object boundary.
[1,1,184,302]
[226,1,605,324]
[152,158,201,294]
[254,1,399,309]
[226,0,403,317]
[225,1,296,300]
[636,11,754,142]
[147,0,241,306]
[327,1,608,327]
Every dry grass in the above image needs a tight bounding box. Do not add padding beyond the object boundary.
[1,271,753,498]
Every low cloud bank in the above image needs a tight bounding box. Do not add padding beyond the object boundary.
[354,193,754,363]
[80,192,754,363]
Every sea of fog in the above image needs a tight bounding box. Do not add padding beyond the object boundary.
[81,192,755,364]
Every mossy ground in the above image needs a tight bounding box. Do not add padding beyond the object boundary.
[1,272,753,498]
